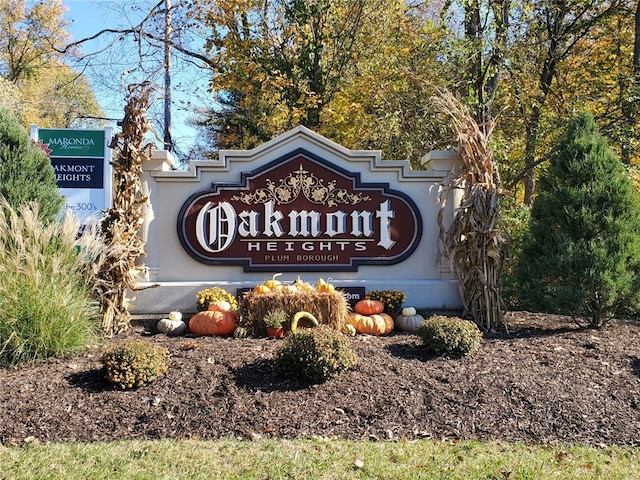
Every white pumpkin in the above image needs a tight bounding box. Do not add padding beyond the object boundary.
[394,310,425,332]
[168,311,182,322]
[402,307,416,317]
[157,318,187,336]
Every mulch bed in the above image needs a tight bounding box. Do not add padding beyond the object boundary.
[1,311,639,447]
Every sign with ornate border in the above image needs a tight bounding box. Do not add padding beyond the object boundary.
[177,149,423,272]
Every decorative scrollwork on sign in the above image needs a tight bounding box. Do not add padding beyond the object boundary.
[232,164,370,207]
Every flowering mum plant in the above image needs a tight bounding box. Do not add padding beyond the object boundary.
[365,289,407,314]
[196,287,238,312]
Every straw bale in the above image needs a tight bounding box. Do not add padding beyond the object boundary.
[239,290,349,332]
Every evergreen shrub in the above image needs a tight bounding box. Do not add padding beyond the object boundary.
[514,113,640,328]
[0,108,63,221]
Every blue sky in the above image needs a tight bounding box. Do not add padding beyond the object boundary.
[61,0,209,158]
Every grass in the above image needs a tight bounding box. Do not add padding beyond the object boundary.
[1,438,638,479]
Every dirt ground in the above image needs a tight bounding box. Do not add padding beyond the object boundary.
[1,311,639,447]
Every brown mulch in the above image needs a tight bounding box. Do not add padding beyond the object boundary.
[1,311,639,447]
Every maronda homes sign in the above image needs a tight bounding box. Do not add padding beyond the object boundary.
[177,148,422,272]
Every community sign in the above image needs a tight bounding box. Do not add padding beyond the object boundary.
[31,127,113,225]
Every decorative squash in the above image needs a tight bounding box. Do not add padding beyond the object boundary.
[263,273,283,291]
[233,326,248,339]
[354,299,384,315]
[189,310,238,336]
[290,311,319,333]
[293,276,314,292]
[254,284,271,294]
[347,312,394,335]
[208,300,232,312]
[395,309,425,332]
[316,277,335,293]
[282,284,298,295]
[157,318,187,336]
[342,323,357,336]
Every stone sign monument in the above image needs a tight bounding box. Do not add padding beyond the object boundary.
[132,126,461,314]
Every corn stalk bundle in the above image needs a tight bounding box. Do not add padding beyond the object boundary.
[95,82,154,336]
[239,291,349,332]
[433,90,507,331]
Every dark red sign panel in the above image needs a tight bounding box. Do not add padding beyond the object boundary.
[177,149,422,272]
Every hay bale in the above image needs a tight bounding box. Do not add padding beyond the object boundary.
[239,290,349,331]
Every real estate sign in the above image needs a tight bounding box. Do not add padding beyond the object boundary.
[30,127,113,225]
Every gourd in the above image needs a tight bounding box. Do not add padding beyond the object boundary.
[354,299,384,315]
[290,311,319,333]
[157,317,187,336]
[347,312,394,335]
[293,276,314,292]
[342,323,356,336]
[253,284,271,294]
[282,284,298,295]
[263,273,282,291]
[233,326,248,339]
[316,277,335,293]
[394,307,425,332]
[189,310,238,336]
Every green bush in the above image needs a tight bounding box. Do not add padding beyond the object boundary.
[0,200,103,367]
[102,340,170,390]
[514,113,640,328]
[0,107,63,221]
[275,326,357,383]
[416,316,482,358]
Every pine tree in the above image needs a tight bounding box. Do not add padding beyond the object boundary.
[515,112,640,328]
[0,108,63,221]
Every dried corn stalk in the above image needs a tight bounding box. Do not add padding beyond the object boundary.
[433,89,507,331]
[96,82,154,335]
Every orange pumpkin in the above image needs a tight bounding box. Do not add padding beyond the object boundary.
[347,312,394,335]
[208,301,232,312]
[354,299,384,315]
[189,310,238,336]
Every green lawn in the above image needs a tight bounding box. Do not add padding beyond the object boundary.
[2,438,638,479]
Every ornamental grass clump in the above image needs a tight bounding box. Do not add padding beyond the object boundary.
[0,199,104,367]
[417,316,482,358]
[102,340,169,390]
[275,326,357,383]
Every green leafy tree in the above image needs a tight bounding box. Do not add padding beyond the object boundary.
[0,107,63,221]
[514,112,640,328]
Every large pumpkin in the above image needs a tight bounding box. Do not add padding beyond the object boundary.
[354,299,384,315]
[189,310,238,336]
[347,312,394,335]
